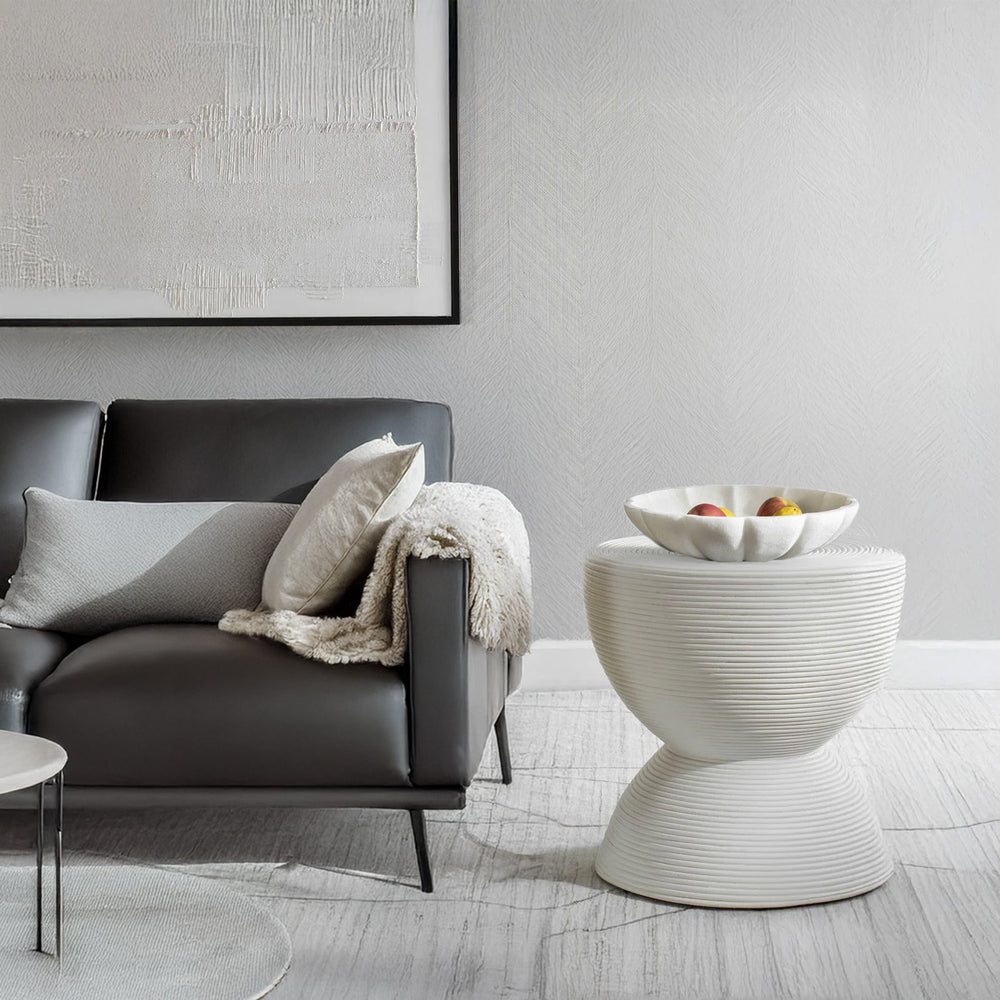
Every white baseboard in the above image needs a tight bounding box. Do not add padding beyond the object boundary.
[882,640,1000,689]
[520,639,1000,691]
[520,640,607,690]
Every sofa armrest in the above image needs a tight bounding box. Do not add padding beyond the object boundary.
[0,627,78,732]
[405,556,510,787]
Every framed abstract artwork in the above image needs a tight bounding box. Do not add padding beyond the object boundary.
[0,0,458,325]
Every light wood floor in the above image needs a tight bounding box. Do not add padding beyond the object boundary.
[2,688,998,999]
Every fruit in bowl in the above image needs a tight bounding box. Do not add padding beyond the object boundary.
[687,503,735,517]
[624,485,859,561]
[756,496,802,517]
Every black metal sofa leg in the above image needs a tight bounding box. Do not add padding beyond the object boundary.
[494,707,513,785]
[409,809,434,893]
[407,710,511,892]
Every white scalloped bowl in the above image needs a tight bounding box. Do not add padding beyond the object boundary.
[625,485,859,562]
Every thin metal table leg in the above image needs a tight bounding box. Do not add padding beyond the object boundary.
[55,771,63,960]
[36,782,44,952]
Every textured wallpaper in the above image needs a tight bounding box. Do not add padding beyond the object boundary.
[1,1,998,640]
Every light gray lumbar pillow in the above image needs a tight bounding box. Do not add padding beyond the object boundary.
[260,433,425,615]
[0,488,298,635]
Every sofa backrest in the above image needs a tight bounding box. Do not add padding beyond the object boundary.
[96,398,454,502]
[0,399,103,595]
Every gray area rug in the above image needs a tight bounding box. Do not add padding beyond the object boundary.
[0,862,290,1000]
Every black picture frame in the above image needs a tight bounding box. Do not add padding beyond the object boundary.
[0,0,459,327]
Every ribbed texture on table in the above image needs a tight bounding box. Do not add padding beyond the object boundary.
[584,539,905,907]
[595,745,894,907]
[584,541,905,759]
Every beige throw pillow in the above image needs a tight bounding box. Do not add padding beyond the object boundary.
[260,434,424,615]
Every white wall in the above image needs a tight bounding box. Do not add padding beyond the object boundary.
[1,1,997,641]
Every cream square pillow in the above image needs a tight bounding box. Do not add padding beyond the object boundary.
[260,434,424,615]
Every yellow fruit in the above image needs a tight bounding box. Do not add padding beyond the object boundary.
[775,505,802,516]
[720,507,736,517]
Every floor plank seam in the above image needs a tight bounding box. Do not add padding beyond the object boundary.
[883,817,1000,831]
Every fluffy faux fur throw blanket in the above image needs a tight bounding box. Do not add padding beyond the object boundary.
[219,482,532,666]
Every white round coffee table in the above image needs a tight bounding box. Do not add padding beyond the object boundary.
[585,539,905,908]
[0,730,66,956]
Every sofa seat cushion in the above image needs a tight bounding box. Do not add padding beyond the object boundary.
[0,627,78,732]
[28,625,411,788]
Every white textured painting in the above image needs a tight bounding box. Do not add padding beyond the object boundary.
[0,0,455,322]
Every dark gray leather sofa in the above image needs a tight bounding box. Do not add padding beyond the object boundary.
[0,397,520,891]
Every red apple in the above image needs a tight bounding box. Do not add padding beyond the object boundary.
[756,496,802,516]
[687,503,732,517]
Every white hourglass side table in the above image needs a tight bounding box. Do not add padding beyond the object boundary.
[584,539,906,909]
[0,730,66,956]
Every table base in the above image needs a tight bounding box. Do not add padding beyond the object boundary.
[596,745,893,908]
